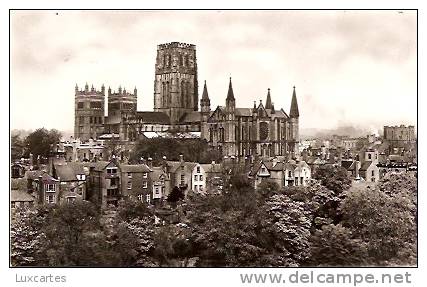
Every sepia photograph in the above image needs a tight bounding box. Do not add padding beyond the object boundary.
[9,9,417,270]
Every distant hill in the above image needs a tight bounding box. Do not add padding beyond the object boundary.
[300,126,371,140]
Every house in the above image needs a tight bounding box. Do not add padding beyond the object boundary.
[357,149,380,183]
[200,161,223,192]
[165,155,197,195]
[120,164,152,203]
[150,167,170,204]
[87,160,121,207]
[11,163,26,178]
[249,159,311,189]
[52,162,88,203]
[11,189,35,210]
[190,163,207,194]
[359,161,380,183]
[25,170,60,205]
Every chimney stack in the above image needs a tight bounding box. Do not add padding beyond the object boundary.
[179,154,184,163]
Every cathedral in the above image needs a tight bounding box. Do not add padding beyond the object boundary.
[74,42,300,159]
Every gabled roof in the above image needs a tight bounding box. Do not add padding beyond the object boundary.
[26,170,58,182]
[359,161,374,171]
[235,108,253,117]
[151,167,168,181]
[167,161,198,172]
[341,160,354,170]
[120,164,152,173]
[11,189,35,202]
[54,163,85,181]
[136,111,171,124]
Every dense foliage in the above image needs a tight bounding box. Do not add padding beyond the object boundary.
[10,168,417,267]
[129,138,222,165]
[22,128,62,161]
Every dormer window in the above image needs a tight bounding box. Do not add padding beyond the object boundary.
[107,167,117,174]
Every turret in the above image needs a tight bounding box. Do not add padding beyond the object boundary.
[101,84,105,95]
[200,80,211,113]
[289,86,299,118]
[108,86,112,96]
[225,77,235,111]
[265,88,272,109]
[134,87,137,96]
[118,86,122,94]
[85,83,89,92]
[75,84,78,94]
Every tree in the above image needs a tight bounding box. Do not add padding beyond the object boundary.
[10,207,46,266]
[340,185,416,265]
[23,128,62,160]
[307,224,368,267]
[36,201,107,266]
[186,188,312,267]
[129,138,222,165]
[167,186,185,204]
[313,164,351,194]
[11,133,24,162]
[256,179,279,197]
[283,183,342,229]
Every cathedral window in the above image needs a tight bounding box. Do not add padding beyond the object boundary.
[186,55,190,66]
[77,102,84,109]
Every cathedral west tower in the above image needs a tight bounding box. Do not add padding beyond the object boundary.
[153,42,198,124]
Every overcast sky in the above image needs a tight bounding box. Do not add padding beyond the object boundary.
[11,10,417,134]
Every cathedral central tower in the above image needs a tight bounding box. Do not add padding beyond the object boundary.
[153,42,198,124]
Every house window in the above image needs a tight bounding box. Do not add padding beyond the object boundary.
[146,194,151,204]
[110,178,118,186]
[194,175,198,181]
[142,181,148,188]
[197,166,200,173]
[137,194,143,202]
[180,174,185,185]
[288,171,292,177]
[46,195,56,204]
[107,189,119,196]
[368,154,372,160]
[67,197,76,203]
[127,181,132,189]
[143,172,148,178]
[199,175,203,181]
[107,167,117,174]
[261,167,266,173]
[77,174,86,181]
[155,186,160,195]
[128,172,132,178]
[194,185,198,191]
[371,170,375,177]
[45,184,56,192]
[11,202,16,208]
[199,185,203,191]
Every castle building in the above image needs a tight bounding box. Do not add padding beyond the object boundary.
[74,42,300,160]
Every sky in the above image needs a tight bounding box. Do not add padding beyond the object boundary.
[10,10,417,134]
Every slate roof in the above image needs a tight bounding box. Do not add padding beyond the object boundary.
[151,167,168,181]
[54,163,86,181]
[341,160,354,170]
[180,111,202,123]
[359,161,374,171]
[11,189,35,202]
[26,170,58,182]
[200,163,222,173]
[136,111,171,124]
[166,161,198,172]
[120,164,152,173]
